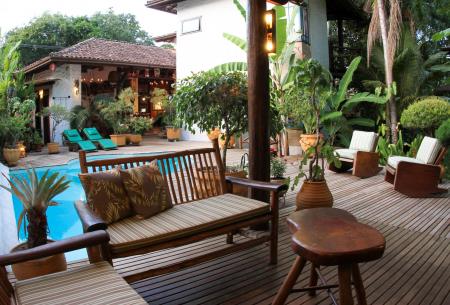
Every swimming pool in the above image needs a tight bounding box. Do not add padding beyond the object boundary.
[10,153,166,261]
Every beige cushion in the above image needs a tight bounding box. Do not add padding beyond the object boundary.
[120,162,173,219]
[107,193,270,254]
[387,156,424,169]
[334,148,357,160]
[15,261,146,305]
[415,137,442,164]
[349,131,378,152]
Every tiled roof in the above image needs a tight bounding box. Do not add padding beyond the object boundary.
[23,38,176,73]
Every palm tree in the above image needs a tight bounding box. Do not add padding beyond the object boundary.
[366,0,402,143]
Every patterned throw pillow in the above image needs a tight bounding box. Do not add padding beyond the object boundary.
[119,161,173,219]
[79,168,133,224]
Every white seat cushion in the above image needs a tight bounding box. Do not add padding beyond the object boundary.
[387,156,425,169]
[334,148,357,160]
[107,193,269,254]
[415,137,442,164]
[349,131,378,152]
[15,261,146,305]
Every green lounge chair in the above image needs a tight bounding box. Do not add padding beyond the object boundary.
[63,129,97,152]
[83,127,118,150]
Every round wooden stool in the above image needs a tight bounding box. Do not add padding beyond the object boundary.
[272,208,385,305]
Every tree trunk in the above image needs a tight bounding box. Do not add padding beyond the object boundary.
[377,0,398,143]
[26,208,48,249]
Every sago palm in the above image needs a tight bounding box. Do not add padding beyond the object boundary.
[1,169,70,249]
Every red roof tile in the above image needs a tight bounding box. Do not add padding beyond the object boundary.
[24,38,176,73]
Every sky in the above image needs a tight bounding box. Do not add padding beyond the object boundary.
[0,0,178,37]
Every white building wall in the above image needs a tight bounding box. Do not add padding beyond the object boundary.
[49,64,82,144]
[0,164,18,255]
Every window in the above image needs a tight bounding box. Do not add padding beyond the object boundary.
[181,17,202,35]
[287,2,310,44]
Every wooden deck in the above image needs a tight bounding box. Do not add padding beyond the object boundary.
[115,166,449,305]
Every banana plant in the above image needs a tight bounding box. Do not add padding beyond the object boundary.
[321,56,388,146]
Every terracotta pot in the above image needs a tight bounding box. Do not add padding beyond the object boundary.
[195,168,247,197]
[129,134,142,145]
[110,134,126,146]
[167,127,181,142]
[124,134,133,145]
[295,180,333,211]
[207,128,221,140]
[286,128,302,147]
[32,143,43,152]
[3,147,21,166]
[219,134,235,149]
[47,142,60,154]
[11,240,67,280]
[299,133,323,156]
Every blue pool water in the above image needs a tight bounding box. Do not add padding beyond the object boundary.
[10,153,169,261]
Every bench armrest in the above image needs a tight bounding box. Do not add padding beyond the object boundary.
[225,176,288,193]
[75,200,107,232]
[0,231,109,266]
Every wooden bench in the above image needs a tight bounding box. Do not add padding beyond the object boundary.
[75,139,287,282]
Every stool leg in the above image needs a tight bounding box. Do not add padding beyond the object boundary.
[351,264,367,305]
[272,256,306,305]
[338,264,354,305]
[308,263,319,296]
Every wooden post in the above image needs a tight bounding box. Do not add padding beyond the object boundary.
[247,0,270,203]
[130,77,139,113]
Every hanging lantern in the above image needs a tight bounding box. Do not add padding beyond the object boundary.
[145,69,150,78]
[154,68,161,78]
[49,63,57,72]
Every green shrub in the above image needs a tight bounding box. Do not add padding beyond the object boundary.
[436,119,450,147]
[270,157,287,179]
[400,96,450,136]
[129,116,153,135]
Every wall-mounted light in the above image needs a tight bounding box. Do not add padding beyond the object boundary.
[38,89,44,100]
[265,9,276,55]
[73,79,80,96]
[49,63,57,72]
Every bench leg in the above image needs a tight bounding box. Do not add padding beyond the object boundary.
[226,232,234,244]
[338,264,354,305]
[272,256,306,305]
[270,193,279,265]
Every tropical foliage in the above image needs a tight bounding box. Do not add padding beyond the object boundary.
[377,129,423,165]
[400,97,450,136]
[1,168,70,248]
[129,116,153,135]
[100,88,134,134]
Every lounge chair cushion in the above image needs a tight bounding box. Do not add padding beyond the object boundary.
[349,131,378,152]
[64,129,83,142]
[415,136,442,164]
[107,193,270,254]
[120,162,173,219]
[79,169,133,224]
[14,261,146,305]
[334,148,357,160]
[387,156,424,169]
[98,138,118,150]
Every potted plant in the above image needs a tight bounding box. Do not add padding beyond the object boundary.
[41,104,71,154]
[1,168,70,280]
[129,116,153,145]
[1,116,26,166]
[101,88,134,146]
[162,96,182,142]
[31,131,44,152]
[271,157,289,200]
[291,59,341,210]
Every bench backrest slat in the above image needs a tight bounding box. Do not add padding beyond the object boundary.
[79,140,226,204]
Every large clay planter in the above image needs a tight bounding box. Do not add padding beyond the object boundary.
[32,143,43,152]
[129,134,142,145]
[110,134,126,146]
[219,134,235,149]
[195,168,247,197]
[47,142,60,154]
[299,133,323,156]
[11,240,67,280]
[295,180,333,211]
[167,127,181,142]
[124,134,133,145]
[3,147,21,166]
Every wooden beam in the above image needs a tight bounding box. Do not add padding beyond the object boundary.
[247,0,270,203]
